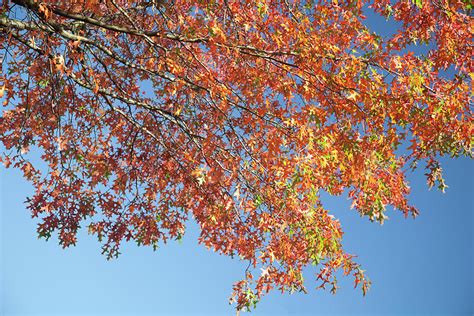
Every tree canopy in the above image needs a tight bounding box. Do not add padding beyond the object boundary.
[0,0,472,311]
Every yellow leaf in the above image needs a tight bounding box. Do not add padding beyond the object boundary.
[270,251,276,263]
[233,185,241,200]
[347,90,359,101]
[320,156,328,168]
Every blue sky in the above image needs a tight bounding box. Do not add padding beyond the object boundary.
[1,156,472,315]
[1,4,473,316]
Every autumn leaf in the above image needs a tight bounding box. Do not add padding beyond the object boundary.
[0,0,471,311]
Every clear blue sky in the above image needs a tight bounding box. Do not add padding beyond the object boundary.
[1,156,472,315]
[1,6,473,316]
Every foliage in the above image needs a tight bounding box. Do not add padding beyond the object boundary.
[0,0,472,311]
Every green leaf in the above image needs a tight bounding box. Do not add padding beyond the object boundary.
[254,194,264,207]
[38,79,49,88]
[412,0,422,8]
